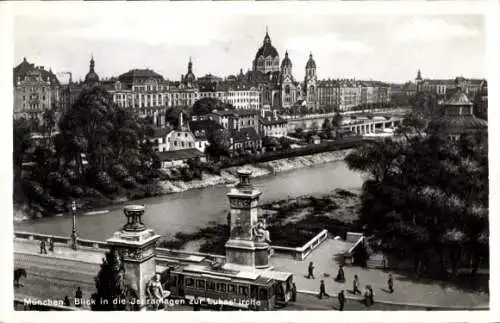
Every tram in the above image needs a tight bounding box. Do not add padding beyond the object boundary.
[162,263,294,311]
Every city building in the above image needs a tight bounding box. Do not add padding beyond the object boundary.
[304,53,318,110]
[258,110,288,138]
[13,57,61,120]
[165,112,197,151]
[228,127,262,155]
[317,79,340,110]
[427,88,487,140]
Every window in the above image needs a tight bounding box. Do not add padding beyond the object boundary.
[174,141,177,146]
[216,283,227,293]
[186,278,194,287]
[196,280,206,289]
[228,284,236,293]
[206,281,215,291]
[238,286,249,297]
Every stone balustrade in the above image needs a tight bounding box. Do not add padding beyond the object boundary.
[272,229,328,261]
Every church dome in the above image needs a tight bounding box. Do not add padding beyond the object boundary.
[255,32,279,60]
[427,90,487,136]
[84,56,100,84]
[306,53,316,69]
[281,51,292,68]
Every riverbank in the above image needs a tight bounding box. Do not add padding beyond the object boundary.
[13,149,353,223]
[157,149,353,194]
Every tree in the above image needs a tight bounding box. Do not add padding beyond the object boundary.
[42,108,56,146]
[92,248,140,311]
[322,118,332,132]
[332,112,343,130]
[346,131,488,278]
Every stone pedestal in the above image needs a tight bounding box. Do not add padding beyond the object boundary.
[106,205,160,309]
[225,170,271,269]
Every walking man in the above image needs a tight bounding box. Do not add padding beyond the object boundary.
[387,274,394,293]
[75,287,83,308]
[291,282,297,302]
[39,240,47,254]
[337,290,345,311]
[63,296,71,307]
[335,265,345,282]
[318,280,329,299]
[307,261,315,279]
[353,274,361,295]
[49,237,54,252]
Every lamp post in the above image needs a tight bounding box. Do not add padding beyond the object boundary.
[71,200,78,250]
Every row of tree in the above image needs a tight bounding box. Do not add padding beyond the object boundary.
[345,127,488,277]
[13,86,163,215]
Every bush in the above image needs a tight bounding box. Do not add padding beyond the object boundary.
[71,186,85,198]
[122,176,137,189]
[109,164,129,180]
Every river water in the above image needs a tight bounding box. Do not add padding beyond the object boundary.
[14,161,364,241]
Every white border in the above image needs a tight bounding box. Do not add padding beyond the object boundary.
[1,1,498,323]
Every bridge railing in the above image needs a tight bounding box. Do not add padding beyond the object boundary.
[14,231,109,250]
[272,229,328,261]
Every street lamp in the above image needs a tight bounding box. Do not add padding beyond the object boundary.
[70,200,78,250]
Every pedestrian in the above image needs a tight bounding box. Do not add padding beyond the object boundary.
[291,282,297,302]
[318,280,329,299]
[193,296,201,311]
[368,285,374,305]
[39,240,47,254]
[307,261,315,279]
[334,265,345,282]
[352,274,361,295]
[75,287,83,307]
[63,296,71,307]
[337,290,345,311]
[49,237,54,252]
[387,274,394,293]
[363,286,371,306]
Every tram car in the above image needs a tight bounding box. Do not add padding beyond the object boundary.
[161,262,294,311]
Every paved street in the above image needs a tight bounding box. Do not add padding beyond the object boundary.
[15,238,489,310]
[270,239,489,308]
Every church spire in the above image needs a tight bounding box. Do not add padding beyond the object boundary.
[264,26,271,44]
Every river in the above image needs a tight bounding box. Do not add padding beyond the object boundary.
[14,161,364,241]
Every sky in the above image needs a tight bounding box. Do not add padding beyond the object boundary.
[14,10,486,84]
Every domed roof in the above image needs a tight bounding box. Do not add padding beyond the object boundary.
[85,56,99,84]
[445,90,473,106]
[428,89,487,135]
[281,51,292,68]
[428,115,487,135]
[306,53,316,69]
[255,32,279,60]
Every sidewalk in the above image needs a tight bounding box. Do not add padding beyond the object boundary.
[15,238,105,264]
[270,239,489,308]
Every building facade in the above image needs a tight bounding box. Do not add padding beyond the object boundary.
[13,58,61,120]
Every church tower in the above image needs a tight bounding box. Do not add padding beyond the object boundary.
[304,53,318,110]
[225,170,271,269]
[416,68,423,92]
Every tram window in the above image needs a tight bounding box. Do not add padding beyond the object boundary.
[196,280,206,289]
[250,286,258,299]
[268,286,274,297]
[259,288,268,301]
[239,286,249,297]
[207,281,216,291]
[216,283,227,292]
[186,278,194,287]
[228,284,236,293]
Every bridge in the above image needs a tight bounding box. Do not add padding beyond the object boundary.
[285,112,404,135]
[14,230,488,311]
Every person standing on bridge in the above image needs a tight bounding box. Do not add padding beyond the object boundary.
[291,282,297,302]
[352,275,361,295]
[75,287,83,308]
[387,274,394,293]
[337,290,345,311]
[64,296,71,307]
[48,237,54,252]
[307,262,315,279]
[39,240,47,254]
[318,280,329,299]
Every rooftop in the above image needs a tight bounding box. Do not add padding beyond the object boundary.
[157,148,202,162]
